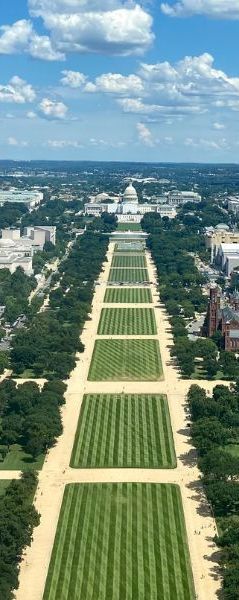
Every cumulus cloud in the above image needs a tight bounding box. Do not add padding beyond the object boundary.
[47,139,82,148]
[28,1,153,56]
[7,137,28,147]
[0,19,63,60]
[161,1,239,19]
[136,122,154,146]
[26,111,37,118]
[39,98,68,119]
[184,136,229,150]
[84,73,143,95]
[213,122,225,129]
[61,70,87,88]
[0,76,36,103]
[115,53,239,119]
[119,97,206,115]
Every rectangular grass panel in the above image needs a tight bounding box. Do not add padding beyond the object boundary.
[108,268,149,283]
[88,339,163,381]
[43,483,195,600]
[71,394,176,468]
[98,308,157,335]
[117,222,142,231]
[111,255,146,268]
[104,287,152,304]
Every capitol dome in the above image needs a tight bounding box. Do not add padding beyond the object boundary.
[123,182,138,204]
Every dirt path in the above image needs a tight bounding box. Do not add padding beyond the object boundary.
[14,242,224,600]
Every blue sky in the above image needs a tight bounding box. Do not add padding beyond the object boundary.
[1,0,239,162]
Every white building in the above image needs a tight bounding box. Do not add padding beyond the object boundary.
[0,239,33,275]
[85,183,177,222]
[166,190,201,206]
[227,196,239,215]
[1,226,56,251]
[217,242,239,275]
[0,189,43,210]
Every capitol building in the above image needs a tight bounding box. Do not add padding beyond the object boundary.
[85,182,201,223]
[85,182,174,222]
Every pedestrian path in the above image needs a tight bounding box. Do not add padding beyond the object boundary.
[13,241,224,600]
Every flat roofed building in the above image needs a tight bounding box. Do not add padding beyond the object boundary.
[1,226,56,252]
[228,196,239,215]
[205,225,239,263]
[167,190,201,206]
[217,242,239,275]
[0,189,43,210]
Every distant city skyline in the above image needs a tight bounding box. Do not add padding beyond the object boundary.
[1,1,239,162]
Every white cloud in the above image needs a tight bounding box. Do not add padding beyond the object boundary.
[213,122,225,129]
[119,97,205,115]
[39,98,68,119]
[28,1,153,56]
[0,19,63,60]
[47,139,82,148]
[116,53,239,119]
[161,1,239,19]
[0,76,36,103]
[136,122,154,146]
[26,111,37,118]
[61,70,87,88]
[184,136,229,150]
[84,73,143,95]
[29,33,64,60]
[0,20,32,54]
[7,137,28,147]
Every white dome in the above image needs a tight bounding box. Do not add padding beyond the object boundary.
[123,183,138,204]
[0,238,16,247]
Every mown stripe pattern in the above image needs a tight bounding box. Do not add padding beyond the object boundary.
[111,255,146,268]
[71,394,176,468]
[43,483,195,600]
[88,339,163,381]
[97,308,157,335]
[104,287,152,304]
[108,268,149,283]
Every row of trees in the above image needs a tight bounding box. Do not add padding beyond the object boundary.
[0,267,37,325]
[0,379,66,459]
[142,211,239,380]
[0,472,40,600]
[10,227,111,378]
[188,383,239,599]
[142,212,211,377]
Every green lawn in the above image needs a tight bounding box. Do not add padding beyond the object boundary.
[104,287,153,304]
[108,268,149,283]
[43,483,195,600]
[117,222,142,231]
[0,444,44,471]
[111,255,146,268]
[71,394,176,468]
[98,308,157,335]
[88,339,163,381]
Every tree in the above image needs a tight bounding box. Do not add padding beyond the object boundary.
[203,356,218,379]
[191,417,229,454]
[199,449,239,481]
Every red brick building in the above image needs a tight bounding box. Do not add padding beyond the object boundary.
[205,287,239,351]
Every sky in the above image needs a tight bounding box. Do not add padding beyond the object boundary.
[1,0,239,162]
